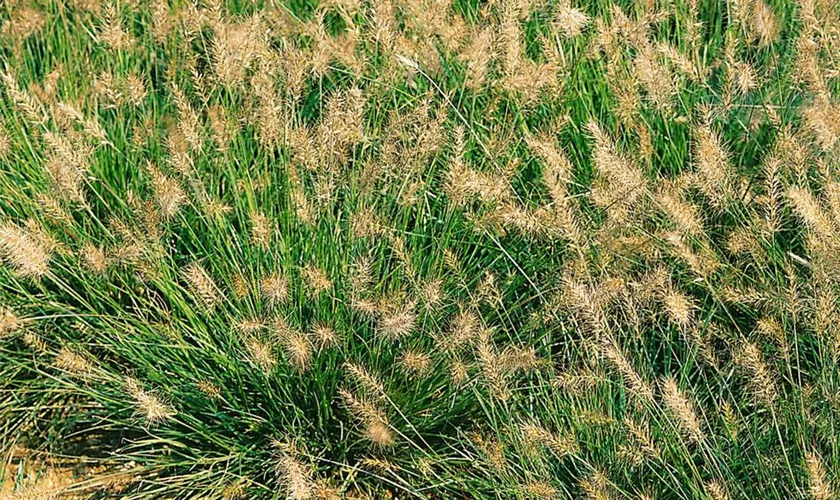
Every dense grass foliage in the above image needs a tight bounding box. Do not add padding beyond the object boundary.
[1,0,840,498]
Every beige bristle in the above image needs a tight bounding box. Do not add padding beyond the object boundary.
[738,342,777,406]
[786,187,835,240]
[705,480,731,500]
[245,336,277,373]
[197,380,222,399]
[472,433,506,471]
[171,85,202,151]
[0,222,51,278]
[147,163,186,219]
[53,347,94,378]
[126,377,176,424]
[310,322,341,349]
[98,3,134,50]
[344,362,386,397]
[419,278,444,311]
[520,422,578,456]
[601,338,654,401]
[692,124,733,209]
[261,273,289,307]
[520,481,559,499]
[450,358,469,386]
[458,27,494,89]
[623,417,660,460]
[579,471,613,500]
[377,300,417,341]
[338,386,393,447]
[662,288,695,326]
[250,212,272,248]
[183,263,223,309]
[82,243,108,274]
[0,308,23,337]
[399,350,432,376]
[660,377,703,443]
[633,47,675,111]
[806,451,834,500]
[0,69,48,125]
[554,1,590,38]
[301,265,332,296]
[220,478,247,499]
[364,418,394,447]
[277,453,315,500]
[282,330,313,372]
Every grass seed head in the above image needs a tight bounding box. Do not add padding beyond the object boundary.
[806,451,834,500]
[261,273,289,307]
[0,308,23,337]
[0,222,51,278]
[660,377,703,443]
[183,263,223,309]
[126,377,175,424]
[53,347,94,378]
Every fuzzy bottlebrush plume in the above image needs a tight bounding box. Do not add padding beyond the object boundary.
[53,347,95,378]
[338,387,394,447]
[633,47,676,111]
[520,481,559,499]
[183,263,223,309]
[399,349,432,376]
[623,417,660,461]
[579,471,613,500]
[272,317,313,372]
[587,121,647,220]
[458,27,494,89]
[662,287,695,326]
[276,451,315,500]
[0,308,23,337]
[0,222,52,278]
[81,243,108,274]
[0,124,10,157]
[245,336,277,373]
[805,451,834,500]
[310,322,341,349]
[786,187,835,241]
[171,85,202,152]
[344,362,387,398]
[147,162,186,219]
[441,309,481,352]
[554,1,590,38]
[654,188,704,238]
[738,342,777,406]
[705,480,731,500]
[301,264,332,296]
[377,300,417,341]
[42,132,93,205]
[350,208,383,239]
[528,134,585,245]
[98,3,134,50]
[0,69,48,125]
[692,124,734,210]
[419,277,444,311]
[601,338,654,402]
[282,329,313,373]
[472,433,506,471]
[197,380,222,400]
[519,422,578,457]
[250,212,272,248]
[261,273,289,307]
[211,15,266,89]
[660,377,703,443]
[126,377,175,424]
